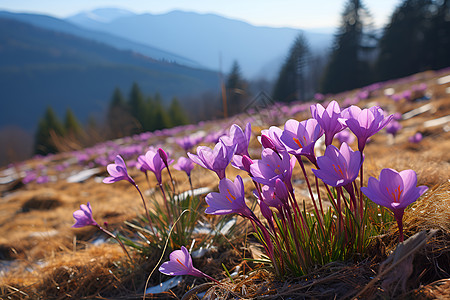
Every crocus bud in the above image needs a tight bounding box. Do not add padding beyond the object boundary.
[158,148,169,168]
[261,135,277,153]
[242,155,254,174]
[274,179,289,205]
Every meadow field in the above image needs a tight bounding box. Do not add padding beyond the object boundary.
[0,68,449,299]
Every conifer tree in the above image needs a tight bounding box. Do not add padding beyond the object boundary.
[427,0,450,70]
[64,109,83,138]
[107,87,133,138]
[128,82,146,133]
[152,97,171,130]
[272,33,310,102]
[226,61,247,115]
[168,98,189,127]
[376,0,450,81]
[142,95,155,132]
[34,107,65,155]
[376,0,433,81]
[321,0,376,93]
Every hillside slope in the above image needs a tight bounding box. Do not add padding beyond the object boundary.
[0,18,219,132]
[0,11,200,67]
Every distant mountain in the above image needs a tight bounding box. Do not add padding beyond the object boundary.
[0,17,219,132]
[69,7,136,24]
[66,9,333,79]
[0,11,201,67]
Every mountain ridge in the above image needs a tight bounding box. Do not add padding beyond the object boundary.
[66,8,333,78]
[0,11,201,68]
[0,17,219,132]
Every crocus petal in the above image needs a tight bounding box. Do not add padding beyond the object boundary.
[106,164,123,178]
[187,151,208,170]
[205,176,249,216]
[114,155,126,169]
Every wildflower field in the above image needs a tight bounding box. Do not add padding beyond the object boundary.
[1,69,450,299]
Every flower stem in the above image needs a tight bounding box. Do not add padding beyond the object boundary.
[159,183,173,224]
[97,225,133,263]
[133,183,158,238]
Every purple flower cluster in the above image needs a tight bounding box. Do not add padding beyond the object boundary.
[69,93,428,280]
[193,99,426,272]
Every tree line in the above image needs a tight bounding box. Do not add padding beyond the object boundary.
[221,0,450,109]
[272,0,450,100]
[34,83,189,155]
[33,0,449,155]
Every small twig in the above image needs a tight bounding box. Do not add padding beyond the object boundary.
[143,209,191,300]
[353,229,437,299]
[180,282,215,300]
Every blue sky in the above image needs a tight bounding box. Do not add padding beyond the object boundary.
[0,0,399,29]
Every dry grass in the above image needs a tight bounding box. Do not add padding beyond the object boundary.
[0,69,449,299]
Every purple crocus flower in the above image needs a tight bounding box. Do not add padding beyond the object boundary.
[205,175,253,218]
[335,128,356,145]
[231,154,254,173]
[312,142,362,188]
[391,94,402,102]
[258,184,284,211]
[174,157,195,177]
[310,100,347,146]
[159,246,210,278]
[103,155,135,185]
[36,175,50,184]
[158,148,170,168]
[260,134,277,152]
[342,105,393,151]
[137,148,173,184]
[250,148,295,190]
[385,120,402,137]
[409,132,423,143]
[22,171,37,184]
[220,123,251,156]
[280,118,323,162]
[176,135,203,152]
[188,141,236,179]
[258,197,274,224]
[361,168,428,242]
[402,90,412,101]
[72,202,99,228]
[260,126,286,153]
[392,112,402,120]
[314,93,325,101]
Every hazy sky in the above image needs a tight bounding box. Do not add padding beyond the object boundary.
[0,0,399,29]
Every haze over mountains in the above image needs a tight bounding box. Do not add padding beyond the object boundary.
[67,8,333,78]
[0,14,219,132]
[0,7,333,133]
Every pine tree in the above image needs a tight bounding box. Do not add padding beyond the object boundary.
[272,33,310,102]
[427,0,450,70]
[321,0,376,93]
[107,87,133,138]
[376,0,434,81]
[168,98,189,127]
[152,97,171,130]
[34,107,65,155]
[425,0,450,70]
[128,82,146,133]
[64,109,83,138]
[226,61,247,116]
[142,95,155,132]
